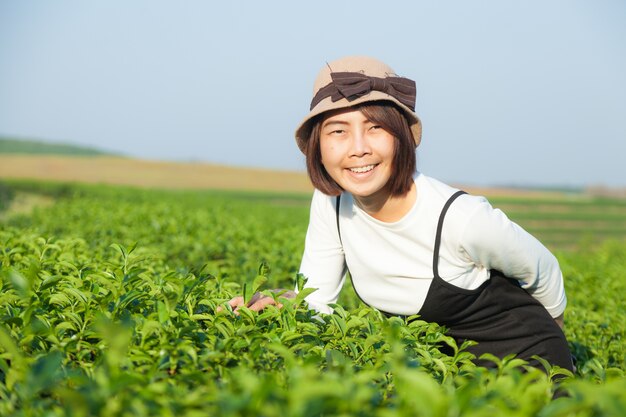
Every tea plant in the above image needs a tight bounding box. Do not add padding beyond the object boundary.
[0,181,625,416]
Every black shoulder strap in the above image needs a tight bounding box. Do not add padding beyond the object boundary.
[433,190,466,279]
[335,195,342,245]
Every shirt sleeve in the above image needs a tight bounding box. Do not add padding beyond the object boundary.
[458,197,567,318]
[297,189,347,314]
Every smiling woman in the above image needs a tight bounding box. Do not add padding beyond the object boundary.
[306,103,417,209]
[305,105,417,223]
[226,56,574,374]
[321,108,397,203]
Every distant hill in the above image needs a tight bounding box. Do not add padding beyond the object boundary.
[0,137,120,157]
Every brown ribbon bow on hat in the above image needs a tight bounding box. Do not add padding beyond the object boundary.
[310,72,416,111]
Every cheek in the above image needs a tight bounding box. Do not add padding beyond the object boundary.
[379,136,397,159]
[319,141,336,165]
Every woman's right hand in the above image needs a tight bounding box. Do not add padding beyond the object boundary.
[217,289,296,315]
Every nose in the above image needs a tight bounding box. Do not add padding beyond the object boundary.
[349,129,372,157]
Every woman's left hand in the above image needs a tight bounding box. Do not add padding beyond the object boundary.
[554,313,564,329]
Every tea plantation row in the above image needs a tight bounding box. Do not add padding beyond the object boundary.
[0,181,625,416]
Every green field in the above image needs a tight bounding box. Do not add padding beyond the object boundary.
[492,196,626,251]
[0,137,117,157]
[0,180,625,416]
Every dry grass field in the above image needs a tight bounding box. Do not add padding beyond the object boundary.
[0,155,313,193]
[0,154,581,198]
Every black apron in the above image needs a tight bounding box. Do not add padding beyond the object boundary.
[336,191,574,372]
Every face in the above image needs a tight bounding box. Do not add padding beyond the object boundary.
[320,108,395,204]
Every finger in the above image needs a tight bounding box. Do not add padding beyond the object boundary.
[228,296,245,308]
[216,296,244,313]
[246,292,264,307]
[248,296,278,312]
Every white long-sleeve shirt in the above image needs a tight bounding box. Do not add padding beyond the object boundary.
[298,172,566,318]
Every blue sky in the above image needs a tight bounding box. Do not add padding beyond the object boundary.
[1,1,625,188]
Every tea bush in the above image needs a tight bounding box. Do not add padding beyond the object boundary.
[0,181,625,416]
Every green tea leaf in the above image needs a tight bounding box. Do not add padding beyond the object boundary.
[295,287,317,304]
[157,300,170,324]
[252,275,268,295]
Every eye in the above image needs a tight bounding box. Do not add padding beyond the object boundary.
[369,124,383,131]
[325,128,345,136]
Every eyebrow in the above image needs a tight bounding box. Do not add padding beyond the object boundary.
[322,120,349,129]
[322,117,372,129]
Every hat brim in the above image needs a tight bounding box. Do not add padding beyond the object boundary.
[295,91,422,154]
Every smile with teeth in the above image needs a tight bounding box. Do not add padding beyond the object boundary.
[348,164,377,174]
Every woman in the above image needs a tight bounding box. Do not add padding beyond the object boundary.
[228,56,574,372]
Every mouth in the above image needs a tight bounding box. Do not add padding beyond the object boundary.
[347,164,378,174]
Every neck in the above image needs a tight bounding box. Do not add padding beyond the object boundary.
[355,182,416,222]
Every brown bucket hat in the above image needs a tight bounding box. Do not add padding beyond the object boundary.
[295,56,422,154]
